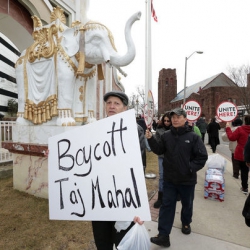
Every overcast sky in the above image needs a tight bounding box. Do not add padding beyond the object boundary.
[89,0,250,102]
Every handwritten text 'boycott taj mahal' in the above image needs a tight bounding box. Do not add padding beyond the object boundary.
[53,118,142,218]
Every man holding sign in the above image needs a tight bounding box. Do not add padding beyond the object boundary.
[92,91,146,250]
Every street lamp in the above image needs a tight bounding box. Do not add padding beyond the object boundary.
[183,51,203,104]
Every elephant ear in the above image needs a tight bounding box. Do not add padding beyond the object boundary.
[61,27,80,57]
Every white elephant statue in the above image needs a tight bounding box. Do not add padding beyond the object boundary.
[15,7,141,126]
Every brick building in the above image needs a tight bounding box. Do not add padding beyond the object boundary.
[158,68,243,121]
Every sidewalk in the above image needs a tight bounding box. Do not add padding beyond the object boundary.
[146,144,250,249]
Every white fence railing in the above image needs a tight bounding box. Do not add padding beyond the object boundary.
[0,121,15,163]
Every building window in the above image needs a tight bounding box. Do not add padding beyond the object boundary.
[165,78,169,86]
[228,98,232,102]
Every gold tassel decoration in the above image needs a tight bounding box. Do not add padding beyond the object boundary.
[28,104,33,121]
[46,103,51,120]
[52,98,58,116]
[33,107,38,124]
[37,107,42,124]
[42,106,46,122]
[24,103,28,119]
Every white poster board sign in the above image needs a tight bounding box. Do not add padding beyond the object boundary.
[48,109,151,221]
[216,101,238,122]
[183,100,202,121]
[144,90,154,127]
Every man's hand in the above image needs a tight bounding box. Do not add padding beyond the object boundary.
[145,129,152,139]
[246,162,250,168]
[133,216,144,225]
[226,122,231,128]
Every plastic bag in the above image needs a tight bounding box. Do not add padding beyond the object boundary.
[206,154,226,173]
[117,223,150,250]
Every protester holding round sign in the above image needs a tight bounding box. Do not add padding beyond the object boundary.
[216,101,238,122]
[226,115,250,195]
[183,100,202,121]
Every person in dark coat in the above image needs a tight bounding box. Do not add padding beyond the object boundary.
[137,115,151,151]
[206,117,221,153]
[242,193,250,227]
[242,135,250,227]
[153,112,172,208]
[145,108,208,248]
[244,135,250,168]
[152,119,157,131]
[197,117,208,143]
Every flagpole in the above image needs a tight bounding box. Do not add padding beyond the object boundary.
[145,0,148,99]
[148,0,152,94]
[145,0,152,101]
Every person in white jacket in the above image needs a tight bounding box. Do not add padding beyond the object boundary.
[221,118,243,179]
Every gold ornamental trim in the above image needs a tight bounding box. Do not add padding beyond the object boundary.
[32,15,42,29]
[24,95,58,125]
[28,24,58,63]
[50,7,66,24]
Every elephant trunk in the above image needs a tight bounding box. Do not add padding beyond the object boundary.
[109,11,141,67]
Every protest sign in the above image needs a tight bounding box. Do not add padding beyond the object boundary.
[48,109,151,221]
[183,100,202,121]
[144,90,154,127]
[216,101,238,122]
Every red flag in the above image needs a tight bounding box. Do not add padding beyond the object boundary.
[151,0,158,22]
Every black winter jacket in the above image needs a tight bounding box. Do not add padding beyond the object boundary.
[137,124,146,169]
[148,125,208,185]
[244,135,250,163]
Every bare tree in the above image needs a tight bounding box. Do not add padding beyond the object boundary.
[7,99,18,117]
[227,64,250,114]
[128,85,158,117]
[128,85,145,116]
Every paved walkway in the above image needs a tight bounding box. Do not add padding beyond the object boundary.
[146,144,250,249]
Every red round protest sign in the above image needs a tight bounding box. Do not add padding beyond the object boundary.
[216,101,238,122]
[183,100,202,121]
[144,90,154,127]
